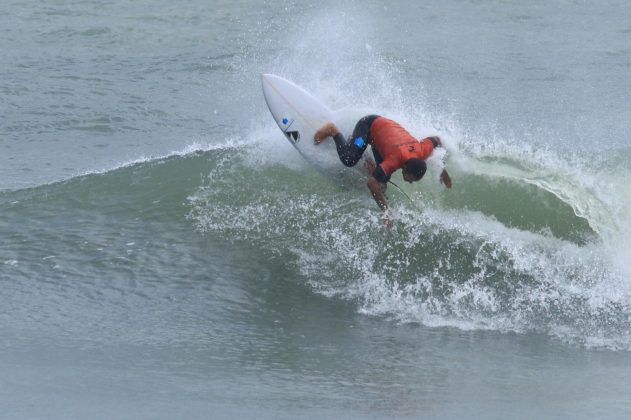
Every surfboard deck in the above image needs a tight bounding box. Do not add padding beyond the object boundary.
[261,74,367,188]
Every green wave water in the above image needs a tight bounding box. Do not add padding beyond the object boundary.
[3,131,629,351]
[188,136,631,350]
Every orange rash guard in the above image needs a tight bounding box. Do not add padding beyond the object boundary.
[370,117,435,178]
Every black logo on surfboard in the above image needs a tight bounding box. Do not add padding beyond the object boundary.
[285,130,300,143]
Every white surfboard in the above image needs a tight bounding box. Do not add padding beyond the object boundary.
[261,74,366,187]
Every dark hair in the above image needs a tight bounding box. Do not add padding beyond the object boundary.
[405,158,427,180]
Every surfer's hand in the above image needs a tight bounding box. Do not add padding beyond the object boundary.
[364,158,376,175]
[428,136,443,148]
[440,169,452,189]
[384,214,394,230]
[383,209,394,230]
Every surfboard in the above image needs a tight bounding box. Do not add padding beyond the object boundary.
[261,74,366,187]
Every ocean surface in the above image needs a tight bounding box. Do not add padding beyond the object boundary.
[2,0,631,418]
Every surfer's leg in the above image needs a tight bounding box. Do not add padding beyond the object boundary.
[314,122,362,166]
[331,132,366,167]
[315,116,379,167]
[351,115,380,143]
[331,115,380,167]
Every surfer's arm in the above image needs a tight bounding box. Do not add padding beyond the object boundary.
[364,158,376,175]
[367,176,388,212]
[368,176,394,229]
[440,169,452,188]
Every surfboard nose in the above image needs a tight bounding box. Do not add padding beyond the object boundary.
[261,74,275,90]
[261,73,279,86]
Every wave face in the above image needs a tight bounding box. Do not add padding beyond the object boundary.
[4,131,629,350]
[185,131,631,351]
[4,53,631,354]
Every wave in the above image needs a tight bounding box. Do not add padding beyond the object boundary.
[3,115,630,353]
[3,114,630,352]
[185,131,631,351]
[0,138,251,195]
[239,5,631,349]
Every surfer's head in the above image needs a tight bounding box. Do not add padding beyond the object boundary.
[402,158,427,183]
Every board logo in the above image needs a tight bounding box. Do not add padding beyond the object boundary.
[285,130,300,143]
[280,117,299,143]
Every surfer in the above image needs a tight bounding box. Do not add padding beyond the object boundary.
[314,115,452,225]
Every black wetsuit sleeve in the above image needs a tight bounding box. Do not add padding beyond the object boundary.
[373,165,390,183]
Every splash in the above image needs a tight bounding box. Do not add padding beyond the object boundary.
[187,135,631,350]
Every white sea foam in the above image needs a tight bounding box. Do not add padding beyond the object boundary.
[189,152,631,350]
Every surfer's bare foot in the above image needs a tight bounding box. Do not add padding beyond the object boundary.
[314,122,338,144]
